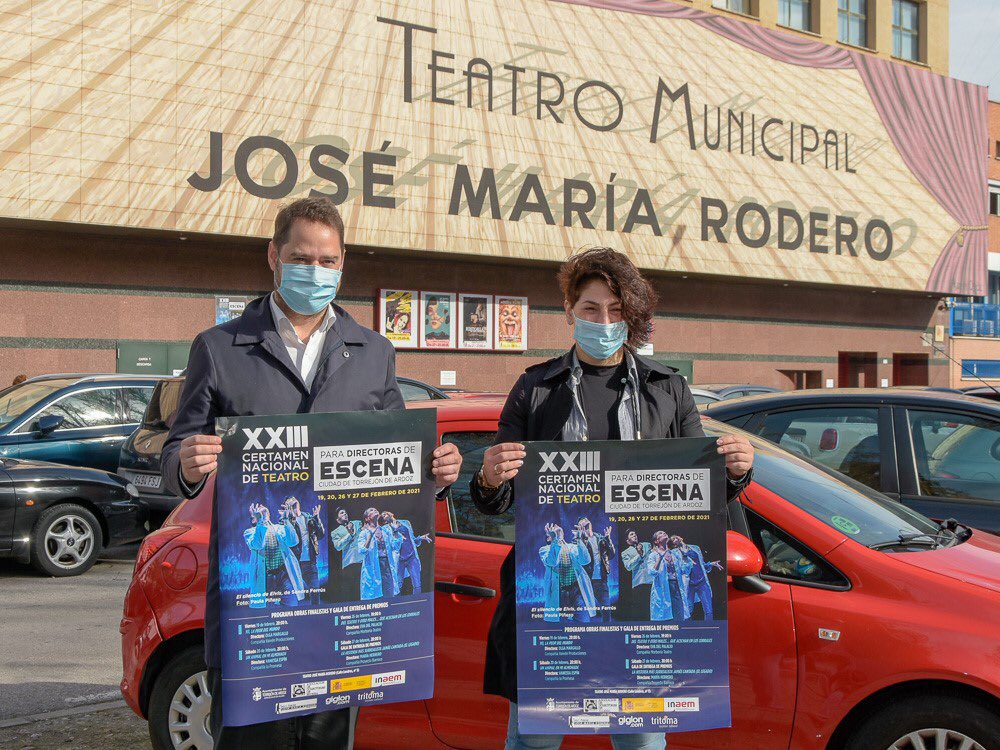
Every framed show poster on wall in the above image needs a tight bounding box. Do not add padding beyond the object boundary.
[458,293,493,350]
[419,291,457,349]
[495,295,528,351]
[378,289,418,349]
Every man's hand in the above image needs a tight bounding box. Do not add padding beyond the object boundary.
[716,435,754,479]
[603,527,612,538]
[419,534,433,544]
[480,442,526,488]
[179,434,223,486]
[431,443,463,489]
[312,505,321,518]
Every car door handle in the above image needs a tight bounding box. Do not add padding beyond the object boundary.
[435,581,496,598]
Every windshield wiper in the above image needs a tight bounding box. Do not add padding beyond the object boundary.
[869,532,952,551]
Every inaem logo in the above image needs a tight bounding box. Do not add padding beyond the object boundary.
[243,425,309,450]
[539,451,600,472]
[252,687,263,702]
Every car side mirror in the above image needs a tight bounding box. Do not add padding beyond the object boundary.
[726,530,763,577]
[35,415,65,435]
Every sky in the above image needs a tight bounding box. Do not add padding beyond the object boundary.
[950,0,1000,97]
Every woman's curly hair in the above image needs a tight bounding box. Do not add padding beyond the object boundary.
[557,247,657,348]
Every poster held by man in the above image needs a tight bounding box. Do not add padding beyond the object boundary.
[214,409,438,727]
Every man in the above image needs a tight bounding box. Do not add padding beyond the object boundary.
[357,507,400,599]
[329,507,362,602]
[471,247,754,750]
[161,196,462,750]
[577,518,615,622]
[244,502,304,609]
[620,529,652,621]
[284,497,324,605]
[379,511,432,595]
[647,531,690,622]
[669,535,722,621]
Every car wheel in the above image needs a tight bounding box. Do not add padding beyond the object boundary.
[148,645,213,750]
[845,694,999,750]
[30,504,102,577]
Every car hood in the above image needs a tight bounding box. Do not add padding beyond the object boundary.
[893,531,1000,594]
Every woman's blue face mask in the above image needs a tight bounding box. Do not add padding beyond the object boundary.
[276,261,342,315]
[573,316,628,360]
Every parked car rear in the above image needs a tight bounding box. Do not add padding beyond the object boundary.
[0,374,161,473]
[706,388,1000,533]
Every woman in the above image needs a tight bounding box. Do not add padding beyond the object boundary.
[471,247,755,750]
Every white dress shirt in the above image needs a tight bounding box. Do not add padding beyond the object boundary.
[268,293,336,390]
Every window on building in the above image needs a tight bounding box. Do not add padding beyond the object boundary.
[989,183,1000,216]
[779,0,812,31]
[838,0,869,48]
[994,140,1000,159]
[892,0,921,61]
[712,0,753,15]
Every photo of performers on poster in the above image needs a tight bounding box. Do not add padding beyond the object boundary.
[495,295,527,351]
[378,289,418,349]
[214,410,437,727]
[513,438,730,735]
[458,293,493,349]
[419,291,456,349]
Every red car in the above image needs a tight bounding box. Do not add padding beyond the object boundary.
[121,397,1000,750]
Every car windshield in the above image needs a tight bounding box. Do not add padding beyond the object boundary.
[705,423,944,548]
[142,380,184,429]
[0,380,75,428]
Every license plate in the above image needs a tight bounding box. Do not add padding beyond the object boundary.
[127,472,162,489]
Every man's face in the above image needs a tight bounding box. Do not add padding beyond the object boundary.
[364,509,379,525]
[565,278,623,327]
[267,218,345,292]
[627,531,638,546]
[286,499,300,516]
[578,519,592,537]
[337,509,349,524]
[498,302,521,338]
[380,511,395,525]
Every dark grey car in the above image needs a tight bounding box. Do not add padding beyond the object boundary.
[706,388,1000,534]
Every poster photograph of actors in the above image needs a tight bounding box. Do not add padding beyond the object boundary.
[240,496,327,609]
[325,503,435,604]
[522,514,726,625]
[616,520,727,623]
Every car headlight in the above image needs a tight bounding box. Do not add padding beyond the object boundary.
[124,482,139,498]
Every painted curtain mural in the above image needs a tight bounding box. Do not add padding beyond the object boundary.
[0,0,987,294]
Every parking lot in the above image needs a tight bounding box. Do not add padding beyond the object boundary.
[0,547,151,749]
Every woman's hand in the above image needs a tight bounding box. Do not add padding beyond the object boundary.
[479,442,526,488]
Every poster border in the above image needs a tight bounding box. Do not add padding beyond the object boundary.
[494,294,529,352]
[457,292,495,351]
[377,288,420,349]
[418,291,458,350]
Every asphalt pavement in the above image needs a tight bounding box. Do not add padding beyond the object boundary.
[0,545,140,725]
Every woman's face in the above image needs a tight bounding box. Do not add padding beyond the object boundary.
[565,278,623,327]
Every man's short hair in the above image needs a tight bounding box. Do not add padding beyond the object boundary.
[557,247,657,348]
[653,531,669,546]
[668,535,684,549]
[272,197,345,251]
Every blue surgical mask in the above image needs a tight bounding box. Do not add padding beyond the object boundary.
[573,316,628,360]
[277,262,342,315]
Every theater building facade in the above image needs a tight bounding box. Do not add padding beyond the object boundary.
[0,0,986,392]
